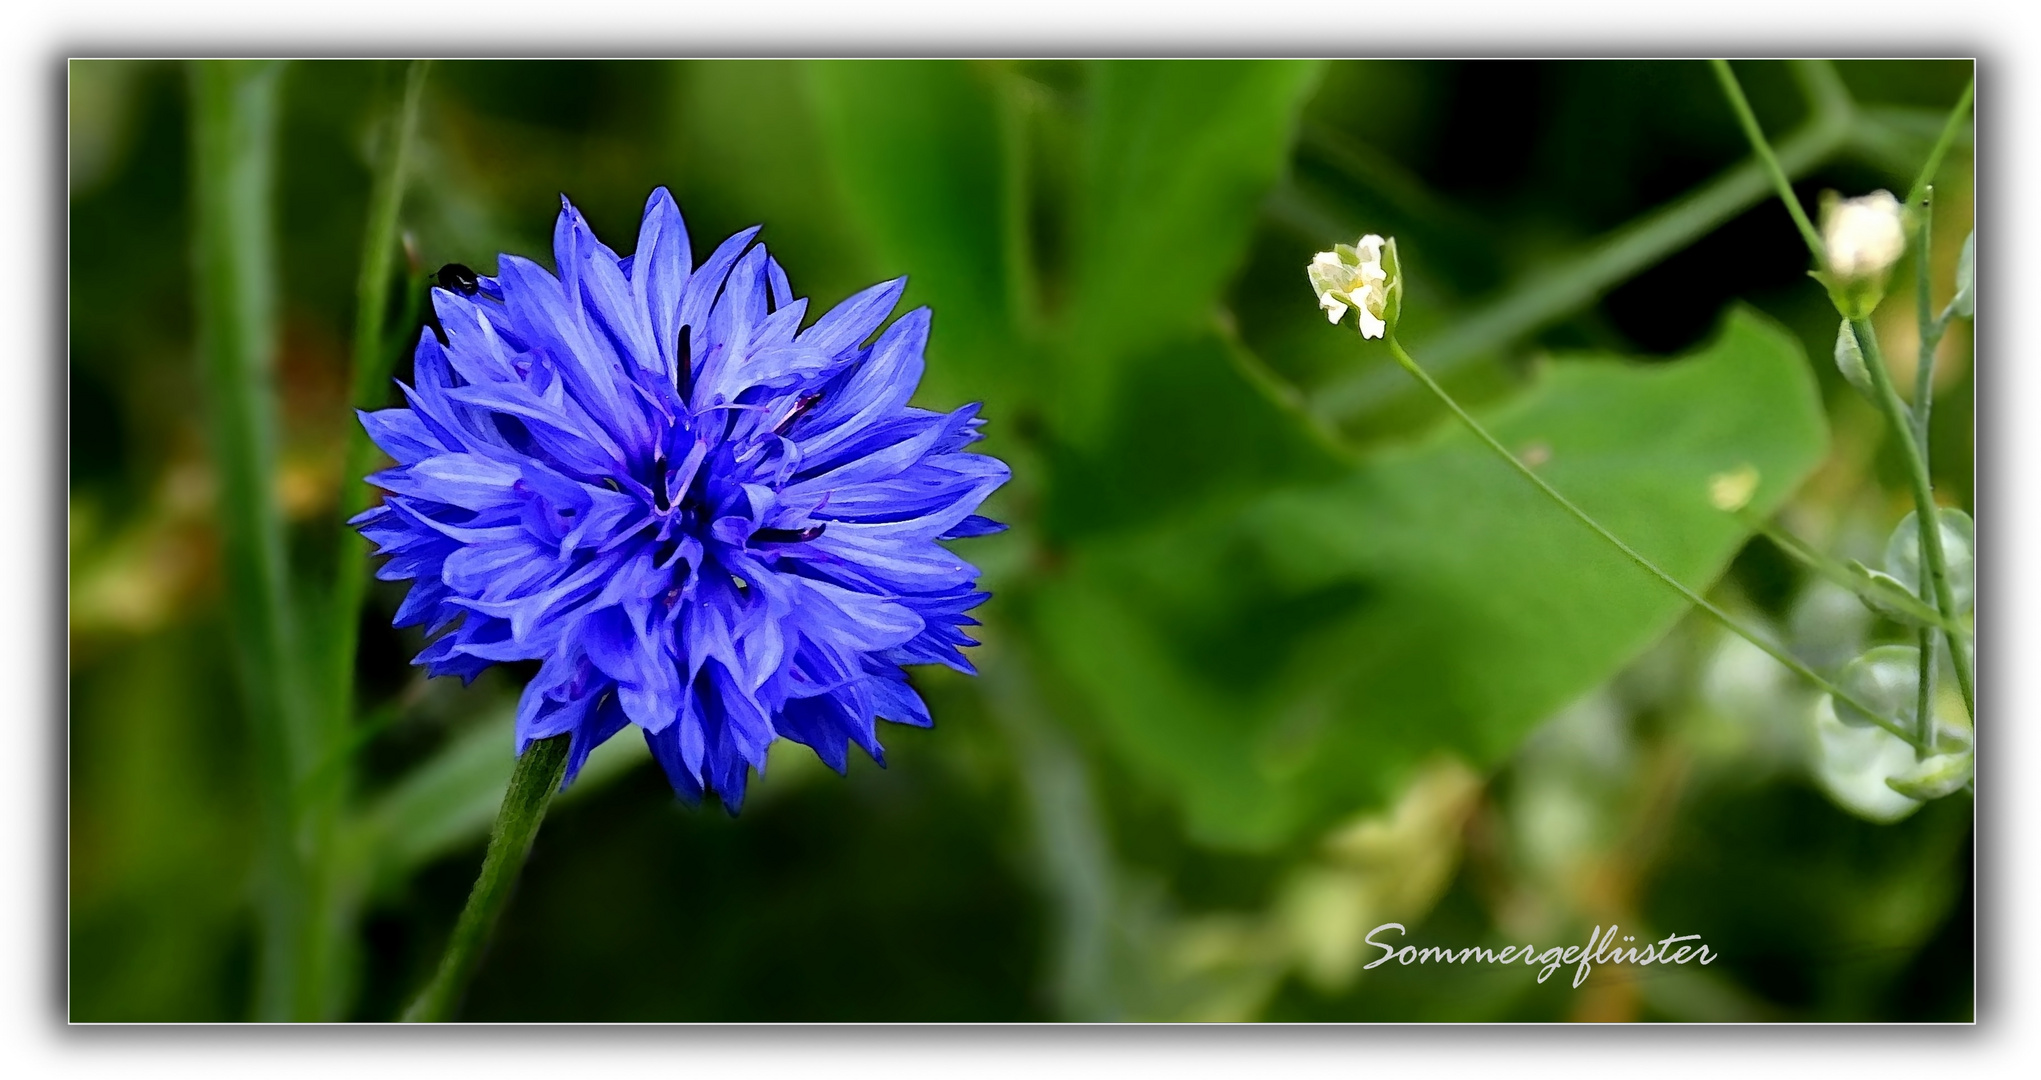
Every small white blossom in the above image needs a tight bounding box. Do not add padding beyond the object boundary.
[1308,234,1392,339]
[1822,190,1906,281]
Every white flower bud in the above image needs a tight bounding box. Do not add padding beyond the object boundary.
[1308,234,1394,339]
[1821,190,1906,281]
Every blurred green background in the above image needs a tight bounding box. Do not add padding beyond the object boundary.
[69,58,1973,1022]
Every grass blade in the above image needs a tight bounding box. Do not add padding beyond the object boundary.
[188,58,305,1020]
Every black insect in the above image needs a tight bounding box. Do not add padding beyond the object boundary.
[436,262,482,295]
[749,524,827,546]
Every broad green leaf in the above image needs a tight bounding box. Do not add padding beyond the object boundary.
[804,60,1028,411]
[1059,60,1325,440]
[1036,308,1828,848]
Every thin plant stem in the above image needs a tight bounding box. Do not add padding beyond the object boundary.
[271,59,433,1022]
[1913,187,1939,440]
[1905,77,1975,207]
[1846,319,1975,721]
[1909,623,1938,753]
[330,59,431,733]
[1385,336,1924,749]
[402,734,572,1022]
[1711,59,1825,262]
[1911,188,1941,755]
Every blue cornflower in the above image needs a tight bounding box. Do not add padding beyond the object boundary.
[352,188,1008,810]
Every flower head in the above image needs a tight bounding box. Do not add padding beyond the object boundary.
[1307,234,1397,339]
[353,188,1009,809]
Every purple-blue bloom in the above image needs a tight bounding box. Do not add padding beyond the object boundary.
[352,188,1009,810]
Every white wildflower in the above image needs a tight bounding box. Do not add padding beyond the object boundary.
[1308,234,1393,339]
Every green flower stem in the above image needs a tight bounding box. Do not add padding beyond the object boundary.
[1910,189,1940,755]
[1385,336,1924,750]
[1913,631,1938,755]
[330,59,431,735]
[402,734,571,1022]
[1847,318,1975,722]
[1710,59,1826,262]
[189,59,314,1021]
[1912,188,1939,442]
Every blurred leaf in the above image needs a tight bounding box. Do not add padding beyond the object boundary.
[346,709,649,889]
[673,61,879,305]
[70,630,254,1020]
[1041,331,1348,542]
[1058,60,1324,440]
[804,60,1029,411]
[1038,308,1828,848]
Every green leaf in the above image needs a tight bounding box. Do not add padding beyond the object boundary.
[804,60,1029,410]
[1058,60,1324,440]
[1036,308,1828,848]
